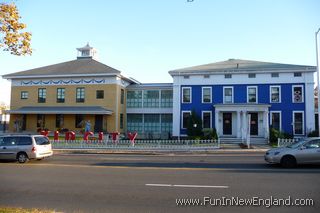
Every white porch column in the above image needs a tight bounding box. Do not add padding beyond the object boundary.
[264,110,269,139]
[242,111,247,141]
[215,110,220,137]
[172,82,181,137]
[237,110,241,138]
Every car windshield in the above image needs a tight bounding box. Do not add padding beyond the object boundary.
[35,136,50,145]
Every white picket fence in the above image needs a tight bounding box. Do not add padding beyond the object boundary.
[51,139,220,150]
[277,138,299,147]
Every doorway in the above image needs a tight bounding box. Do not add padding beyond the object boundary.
[94,115,103,132]
[249,113,258,136]
[223,113,232,135]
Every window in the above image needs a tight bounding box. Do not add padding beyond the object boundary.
[292,86,303,103]
[121,89,124,104]
[17,137,32,145]
[76,87,85,103]
[21,91,28,99]
[270,112,281,131]
[293,112,304,135]
[38,88,46,103]
[160,90,173,108]
[96,90,104,99]
[248,73,256,78]
[202,87,212,103]
[82,50,90,56]
[304,139,320,149]
[182,111,191,129]
[202,111,212,129]
[161,114,172,133]
[271,73,279,78]
[224,74,232,79]
[143,90,159,108]
[37,114,45,128]
[57,88,65,103]
[2,137,32,146]
[2,137,18,146]
[127,114,143,134]
[270,86,281,103]
[56,114,64,128]
[182,87,191,103]
[35,137,50,145]
[203,74,210,79]
[120,114,124,129]
[127,90,142,108]
[75,114,84,128]
[144,114,160,133]
[183,75,190,79]
[294,72,302,77]
[223,87,233,103]
[247,86,257,103]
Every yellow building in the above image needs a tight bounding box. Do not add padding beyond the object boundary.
[3,44,138,134]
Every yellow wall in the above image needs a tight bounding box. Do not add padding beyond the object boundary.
[9,83,127,133]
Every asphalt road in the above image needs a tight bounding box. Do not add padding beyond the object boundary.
[0,152,319,213]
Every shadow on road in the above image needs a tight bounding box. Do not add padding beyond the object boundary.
[92,162,320,173]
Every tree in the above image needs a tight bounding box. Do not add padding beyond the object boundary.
[186,109,203,138]
[0,2,31,55]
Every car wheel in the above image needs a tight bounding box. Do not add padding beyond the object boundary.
[280,155,296,168]
[17,153,29,163]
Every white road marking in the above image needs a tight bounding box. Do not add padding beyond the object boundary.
[145,184,173,187]
[173,184,229,188]
[145,184,229,188]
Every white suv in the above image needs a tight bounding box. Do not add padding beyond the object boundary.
[0,134,53,163]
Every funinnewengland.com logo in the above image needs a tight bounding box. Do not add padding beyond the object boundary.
[176,196,314,208]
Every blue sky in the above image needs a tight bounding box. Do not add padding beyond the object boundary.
[0,0,319,105]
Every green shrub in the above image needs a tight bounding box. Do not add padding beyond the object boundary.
[269,127,293,145]
[186,109,203,138]
[202,128,218,140]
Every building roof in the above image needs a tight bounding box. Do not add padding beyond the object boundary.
[127,83,173,89]
[5,106,113,115]
[3,58,121,79]
[169,59,316,75]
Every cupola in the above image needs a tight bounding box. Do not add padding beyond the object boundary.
[76,43,97,60]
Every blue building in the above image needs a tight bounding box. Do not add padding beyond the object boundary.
[169,59,316,142]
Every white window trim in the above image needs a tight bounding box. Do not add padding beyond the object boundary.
[292,85,304,103]
[247,86,258,104]
[270,86,281,103]
[202,87,212,104]
[182,87,192,103]
[292,111,304,135]
[223,86,234,104]
[202,111,212,129]
[181,111,191,129]
[270,111,282,131]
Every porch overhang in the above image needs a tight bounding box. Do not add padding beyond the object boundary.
[5,106,113,115]
[214,103,271,112]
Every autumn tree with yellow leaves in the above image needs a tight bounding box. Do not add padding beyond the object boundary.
[0,2,31,55]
